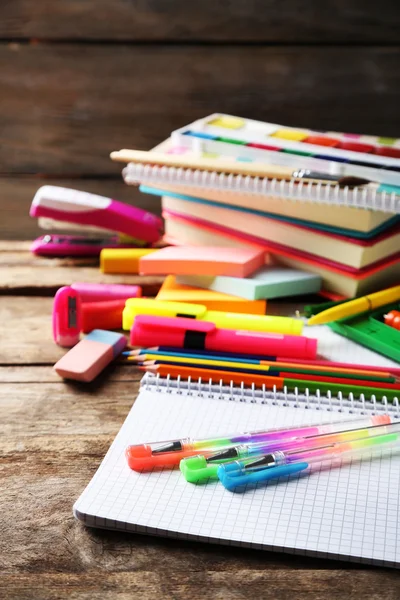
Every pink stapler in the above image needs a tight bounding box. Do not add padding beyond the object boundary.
[30,186,163,256]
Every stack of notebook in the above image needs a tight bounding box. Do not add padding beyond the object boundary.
[112,114,400,297]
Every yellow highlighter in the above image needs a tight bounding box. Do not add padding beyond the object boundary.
[308,285,400,326]
[122,299,303,335]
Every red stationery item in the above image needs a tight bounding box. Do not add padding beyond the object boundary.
[81,299,126,333]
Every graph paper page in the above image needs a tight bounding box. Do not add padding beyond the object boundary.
[74,327,400,566]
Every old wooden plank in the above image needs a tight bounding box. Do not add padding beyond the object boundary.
[0,571,399,600]
[1,1,399,43]
[0,254,164,295]
[2,373,400,589]
[0,365,140,383]
[0,176,161,240]
[1,44,400,175]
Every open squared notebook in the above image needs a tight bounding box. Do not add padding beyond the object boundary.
[74,326,400,568]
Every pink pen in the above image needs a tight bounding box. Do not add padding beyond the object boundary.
[131,315,317,360]
[30,186,163,244]
[71,283,142,303]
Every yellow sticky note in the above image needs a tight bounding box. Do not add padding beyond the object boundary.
[271,129,309,142]
[207,116,245,130]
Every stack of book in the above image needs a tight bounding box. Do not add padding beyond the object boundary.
[112,114,400,298]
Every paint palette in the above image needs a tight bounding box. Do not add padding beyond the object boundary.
[172,114,400,187]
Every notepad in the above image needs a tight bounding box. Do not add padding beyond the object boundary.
[176,266,321,300]
[74,326,400,567]
[139,245,265,277]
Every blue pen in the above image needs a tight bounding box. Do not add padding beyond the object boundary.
[217,432,400,492]
[218,462,308,492]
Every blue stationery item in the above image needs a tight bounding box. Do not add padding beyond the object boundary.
[140,186,400,240]
[217,462,308,492]
[176,266,321,301]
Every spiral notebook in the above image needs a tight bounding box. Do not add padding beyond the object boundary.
[74,326,400,567]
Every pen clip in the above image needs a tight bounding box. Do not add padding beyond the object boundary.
[218,462,308,492]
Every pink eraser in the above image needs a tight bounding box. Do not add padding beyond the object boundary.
[54,329,127,382]
[139,246,265,277]
[53,286,82,347]
[71,282,142,303]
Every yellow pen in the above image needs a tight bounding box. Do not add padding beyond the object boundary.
[308,285,400,326]
[122,299,302,335]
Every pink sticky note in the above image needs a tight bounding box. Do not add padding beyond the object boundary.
[139,246,265,277]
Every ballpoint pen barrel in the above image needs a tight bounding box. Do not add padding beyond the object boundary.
[220,432,400,477]
[218,435,400,491]
[179,419,398,482]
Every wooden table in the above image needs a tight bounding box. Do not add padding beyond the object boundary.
[1,242,400,599]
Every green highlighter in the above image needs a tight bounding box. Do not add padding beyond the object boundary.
[329,301,400,363]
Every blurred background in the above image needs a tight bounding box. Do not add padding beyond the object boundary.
[1,0,399,240]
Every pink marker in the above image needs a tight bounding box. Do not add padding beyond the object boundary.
[54,330,127,382]
[71,282,142,303]
[53,286,82,347]
[29,186,163,244]
[131,315,317,360]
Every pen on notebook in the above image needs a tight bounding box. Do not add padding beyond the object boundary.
[217,431,400,492]
[125,414,390,471]
[141,364,400,401]
[110,149,378,188]
[180,420,400,483]
[131,353,399,383]
[308,285,400,325]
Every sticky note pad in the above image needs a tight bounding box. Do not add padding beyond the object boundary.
[54,330,126,382]
[100,248,157,274]
[176,267,322,301]
[156,275,266,314]
[139,246,265,277]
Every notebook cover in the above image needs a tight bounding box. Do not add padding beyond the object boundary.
[141,186,400,241]
[162,209,400,278]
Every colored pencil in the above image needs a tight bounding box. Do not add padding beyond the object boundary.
[137,355,398,384]
[143,359,400,390]
[124,346,400,376]
[124,349,399,380]
[140,364,400,401]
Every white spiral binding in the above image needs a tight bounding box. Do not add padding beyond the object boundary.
[123,164,400,213]
[141,373,400,417]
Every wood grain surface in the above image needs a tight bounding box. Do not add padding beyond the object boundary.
[2,1,400,595]
[2,44,400,176]
[0,243,164,294]
[1,0,399,42]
